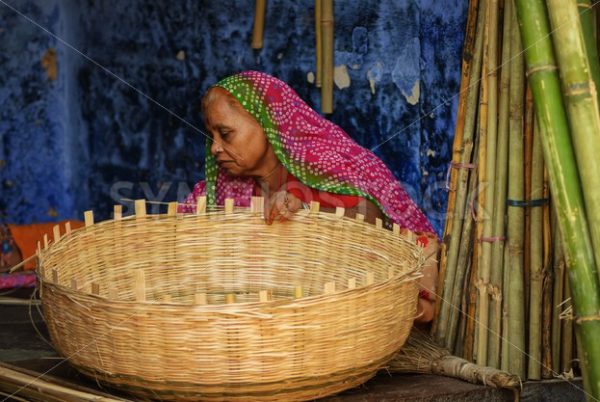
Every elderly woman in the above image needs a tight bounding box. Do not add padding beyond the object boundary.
[179,71,439,323]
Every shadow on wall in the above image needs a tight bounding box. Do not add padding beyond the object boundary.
[0,0,467,237]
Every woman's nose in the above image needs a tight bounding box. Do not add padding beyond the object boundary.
[210,139,221,156]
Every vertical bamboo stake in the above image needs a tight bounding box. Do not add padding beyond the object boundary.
[488,0,512,367]
[135,199,146,218]
[504,4,526,377]
[320,0,334,113]
[84,211,94,227]
[196,195,207,215]
[91,282,100,296]
[251,0,267,50]
[167,201,178,217]
[52,225,61,244]
[259,290,270,302]
[134,269,146,302]
[114,205,122,220]
[194,293,208,305]
[315,0,323,88]
[528,116,544,379]
[225,198,235,214]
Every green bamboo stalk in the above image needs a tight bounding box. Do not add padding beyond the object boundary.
[434,0,487,347]
[547,0,600,285]
[551,208,565,374]
[516,0,600,396]
[476,0,499,367]
[488,0,512,369]
[528,114,544,379]
[578,0,600,108]
[504,4,526,377]
[320,0,334,113]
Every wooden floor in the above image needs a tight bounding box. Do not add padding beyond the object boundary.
[0,288,585,402]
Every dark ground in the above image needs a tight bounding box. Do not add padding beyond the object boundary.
[0,288,586,402]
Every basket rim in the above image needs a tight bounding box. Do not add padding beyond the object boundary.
[38,203,425,308]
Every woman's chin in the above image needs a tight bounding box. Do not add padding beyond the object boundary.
[220,165,241,176]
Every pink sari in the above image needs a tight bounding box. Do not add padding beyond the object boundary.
[179,71,435,236]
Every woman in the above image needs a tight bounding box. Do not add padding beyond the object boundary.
[179,71,438,323]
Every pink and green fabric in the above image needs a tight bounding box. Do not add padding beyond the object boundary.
[179,71,435,235]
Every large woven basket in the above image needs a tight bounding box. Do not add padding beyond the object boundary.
[38,197,424,401]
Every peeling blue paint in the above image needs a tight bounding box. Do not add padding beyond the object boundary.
[0,0,467,237]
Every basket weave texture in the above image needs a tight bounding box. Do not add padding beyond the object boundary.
[39,199,423,401]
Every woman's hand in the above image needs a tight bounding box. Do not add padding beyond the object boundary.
[414,233,439,324]
[264,191,303,225]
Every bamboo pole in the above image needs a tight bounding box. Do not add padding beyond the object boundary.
[528,114,544,379]
[516,0,600,395]
[320,0,334,113]
[561,279,574,374]
[0,363,127,402]
[542,166,553,379]
[547,0,600,285]
[488,0,512,368]
[434,0,487,347]
[505,4,525,377]
[551,208,565,374]
[315,0,323,88]
[251,0,267,50]
[476,0,499,367]
[523,85,534,312]
[578,0,600,108]
[446,155,479,352]
[433,0,479,330]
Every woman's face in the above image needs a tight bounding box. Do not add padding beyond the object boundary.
[203,87,272,177]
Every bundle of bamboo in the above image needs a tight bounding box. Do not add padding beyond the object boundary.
[434,1,600,396]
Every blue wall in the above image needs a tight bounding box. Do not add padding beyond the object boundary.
[0,0,467,237]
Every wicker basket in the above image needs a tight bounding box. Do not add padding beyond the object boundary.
[38,197,424,401]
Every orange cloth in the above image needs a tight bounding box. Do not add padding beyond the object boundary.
[8,220,85,270]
